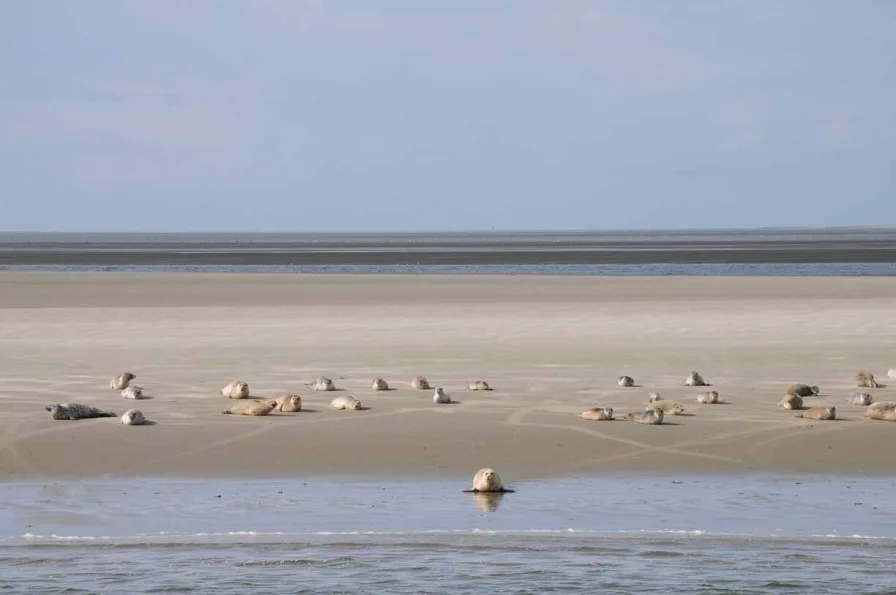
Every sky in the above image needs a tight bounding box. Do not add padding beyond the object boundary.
[1,0,894,231]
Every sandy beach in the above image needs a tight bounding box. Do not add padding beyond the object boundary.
[1,271,895,480]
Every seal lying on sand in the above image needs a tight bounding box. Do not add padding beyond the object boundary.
[110,373,136,390]
[410,376,430,390]
[308,376,336,391]
[121,409,146,425]
[121,385,145,400]
[868,401,896,412]
[697,391,720,404]
[469,380,492,391]
[856,371,881,389]
[273,394,302,412]
[46,403,116,420]
[221,381,250,399]
[847,391,873,406]
[371,377,389,391]
[463,468,514,493]
[221,399,277,416]
[796,406,836,420]
[648,392,663,402]
[624,408,664,424]
[786,384,819,398]
[433,387,451,404]
[617,376,635,387]
[778,394,803,410]
[685,371,708,386]
[580,407,614,421]
[888,369,896,381]
[649,401,684,415]
[331,395,362,410]
[866,406,896,422]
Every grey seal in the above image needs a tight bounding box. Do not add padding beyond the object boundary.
[46,403,116,420]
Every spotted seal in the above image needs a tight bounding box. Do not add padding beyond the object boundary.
[272,394,302,412]
[308,376,336,391]
[110,373,136,390]
[221,381,250,399]
[580,407,614,421]
[856,371,881,389]
[846,391,873,406]
[624,408,664,424]
[684,371,709,386]
[649,400,685,415]
[462,468,514,493]
[617,376,635,387]
[697,390,720,404]
[786,384,819,398]
[120,409,147,425]
[45,403,116,420]
[866,406,896,422]
[121,385,146,400]
[221,399,277,416]
[795,406,836,420]
[469,380,492,391]
[778,394,803,410]
[433,387,452,404]
[331,395,362,410]
[410,376,430,390]
[648,392,663,403]
[371,377,389,391]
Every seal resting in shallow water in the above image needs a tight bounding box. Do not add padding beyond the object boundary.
[110,373,136,390]
[432,387,451,404]
[272,394,302,412]
[463,468,514,493]
[624,408,664,424]
[221,381,250,399]
[685,371,708,386]
[649,401,684,415]
[120,409,146,425]
[856,371,881,389]
[796,406,836,420]
[308,376,335,391]
[121,385,145,400]
[617,376,635,387]
[46,403,116,420]
[786,384,819,398]
[778,394,803,410]
[580,407,614,421]
[697,391,720,404]
[469,380,492,391]
[648,392,663,403]
[331,395,362,410]
[371,377,389,391]
[847,391,873,406]
[410,376,430,390]
[221,399,277,416]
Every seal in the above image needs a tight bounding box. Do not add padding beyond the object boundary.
[110,373,136,390]
[617,376,635,387]
[410,376,430,390]
[648,392,663,403]
[371,377,389,391]
[580,407,614,421]
[778,394,803,410]
[331,395,362,410]
[272,394,302,412]
[45,403,116,420]
[121,385,145,400]
[847,391,873,406]
[786,384,819,398]
[462,468,514,493]
[433,387,452,404]
[221,381,250,399]
[469,380,492,391]
[221,399,277,416]
[856,371,881,389]
[685,371,708,386]
[624,408,664,424]
[649,401,684,415]
[309,376,336,391]
[867,401,896,414]
[795,406,836,420]
[867,406,896,422]
[697,390,720,404]
[120,409,146,425]
[888,369,896,381]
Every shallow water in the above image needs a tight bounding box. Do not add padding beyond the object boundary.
[2,475,895,593]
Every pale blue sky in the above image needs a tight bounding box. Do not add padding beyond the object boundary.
[1,1,893,231]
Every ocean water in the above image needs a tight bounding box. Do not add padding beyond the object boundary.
[2,475,896,593]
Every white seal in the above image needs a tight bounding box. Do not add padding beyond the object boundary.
[121,409,147,425]
[110,373,136,390]
[433,387,452,404]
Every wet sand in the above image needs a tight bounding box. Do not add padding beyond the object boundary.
[1,271,895,479]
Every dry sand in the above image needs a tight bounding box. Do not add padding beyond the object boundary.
[1,271,895,480]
